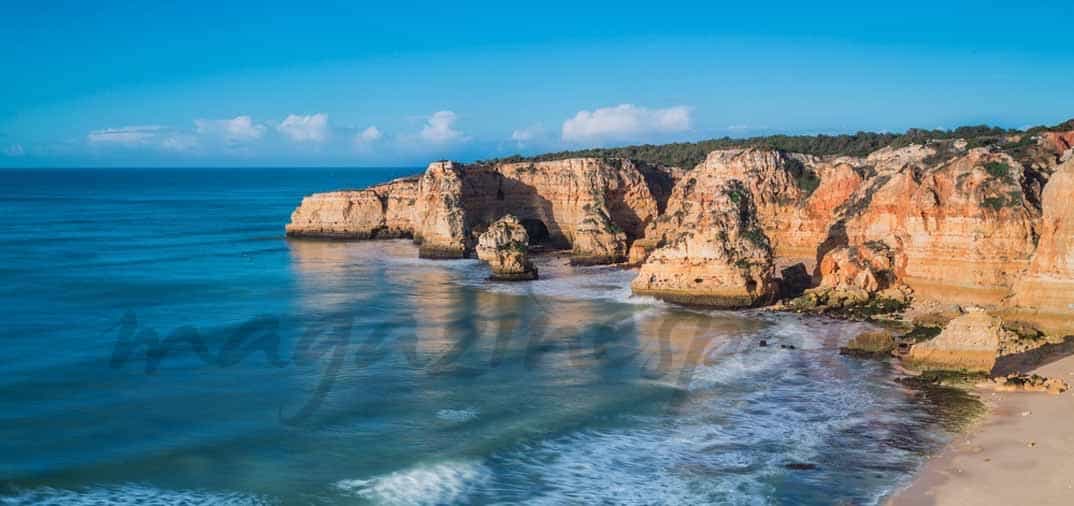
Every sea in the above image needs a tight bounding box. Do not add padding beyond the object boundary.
[0,167,963,505]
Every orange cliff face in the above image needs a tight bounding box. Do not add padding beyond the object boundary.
[286,157,678,265]
[837,149,1040,304]
[1008,157,1074,335]
[630,171,776,308]
[285,177,419,239]
[286,129,1074,335]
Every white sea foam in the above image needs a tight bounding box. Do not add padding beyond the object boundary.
[484,314,925,506]
[436,407,479,423]
[0,484,269,505]
[335,460,492,506]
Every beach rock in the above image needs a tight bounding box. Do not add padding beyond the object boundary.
[285,177,419,238]
[904,309,1016,373]
[1008,157,1074,336]
[841,330,897,357]
[631,175,776,308]
[475,215,537,281]
[977,374,1069,395]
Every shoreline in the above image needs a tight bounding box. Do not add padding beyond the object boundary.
[886,353,1074,505]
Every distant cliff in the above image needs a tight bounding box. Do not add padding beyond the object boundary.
[287,122,1074,337]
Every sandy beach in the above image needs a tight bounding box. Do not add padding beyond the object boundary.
[888,353,1074,505]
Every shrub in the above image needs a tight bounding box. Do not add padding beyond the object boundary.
[982,196,1007,211]
[984,161,1010,179]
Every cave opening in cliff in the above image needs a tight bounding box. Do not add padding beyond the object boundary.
[519,218,551,245]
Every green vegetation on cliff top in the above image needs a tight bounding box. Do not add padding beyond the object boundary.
[484,118,1074,170]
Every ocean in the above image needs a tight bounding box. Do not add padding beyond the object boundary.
[0,168,958,505]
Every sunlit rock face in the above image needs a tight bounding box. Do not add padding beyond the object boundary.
[630,171,776,309]
[285,128,1074,330]
[836,149,1040,305]
[285,177,418,239]
[287,157,675,265]
[1008,157,1074,335]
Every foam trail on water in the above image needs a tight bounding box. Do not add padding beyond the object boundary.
[335,460,492,506]
[436,407,480,423]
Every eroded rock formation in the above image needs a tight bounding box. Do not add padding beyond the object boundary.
[1008,158,1074,335]
[288,158,673,264]
[838,149,1040,304]
[285,177,418,238]
[630,174,776,308]
[475,215,537,281]
[286,127,1074,330]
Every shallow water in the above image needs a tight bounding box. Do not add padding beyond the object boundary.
[1,168,954,505]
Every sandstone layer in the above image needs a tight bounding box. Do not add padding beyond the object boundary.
[475,215,537,281]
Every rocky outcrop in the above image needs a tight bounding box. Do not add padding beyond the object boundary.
[840,330,897,357]
[977,374,1069,395]
[817,244,899,295]
[287,158,670,265]
[904,309,1016,373]
[475,215,537,281]
[285,127,1074,327]
[414,161,470,258]
[285,177,418,238]
[488,158,661,263]
[836,149,1039,305]
[1041,131,1074,160]
[631,173,776,308]
[1007,158,1074,335]
[688,148,857,262]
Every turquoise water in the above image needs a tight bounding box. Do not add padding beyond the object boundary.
[0,168,950,505]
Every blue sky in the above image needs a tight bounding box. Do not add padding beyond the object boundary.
[3,1,1073,167]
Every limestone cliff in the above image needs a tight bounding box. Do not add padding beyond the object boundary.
[837,149,1039,304]
[287,157,671,265]
[286,128,1074,330]
[475,215,537,281]
[1008,158,1074,335]
[285,177,418,238]
[631,173,776,308]
[414,161,470,258]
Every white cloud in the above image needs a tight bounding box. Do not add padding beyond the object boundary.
[161,135,198,152]
[420,111,467,144]
[195,115,265,143]
[4,144,24,157]
[278,113,330,143]
[356,126,383,144]
[511,124,544,143]
[87,125,164,145]
[561,104,691,142]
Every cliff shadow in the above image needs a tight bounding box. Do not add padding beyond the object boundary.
[993,335,1074,376]
[461,170,571,250]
